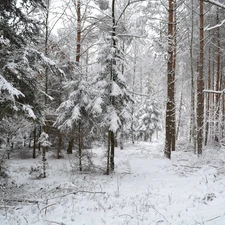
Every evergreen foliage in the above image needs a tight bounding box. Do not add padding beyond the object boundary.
[135,99,160,141]
[95,37,133,134]
[0,0,61,121]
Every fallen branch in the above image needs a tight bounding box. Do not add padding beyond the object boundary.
[206,215,221,222]
[118,214,133,219]
[0,205,17,209]
[40,203,57,213]
[179,165,201,169]
[172,164,201,169]
[3,198,41,204]
[43,220,65,225]
[48,190,106,200]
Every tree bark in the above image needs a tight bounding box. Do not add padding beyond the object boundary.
[108,0,116,169]
[189,0,196,151]
[57,131,62,159]
[76,0,81,63]
[204,47,211,146]
[106,131,111,175]
[197,0,204,155]
[78,122,82,171]
[67,0,81,154]
[215,10,221,140]
[164,0,175,159]
[171,0,176,151]
[67,136,74,154]
[33,127,36,159]
[110,131,115,171]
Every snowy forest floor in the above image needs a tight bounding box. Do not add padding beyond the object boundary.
[1,141,225,225]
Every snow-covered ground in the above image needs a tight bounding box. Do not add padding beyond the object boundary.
[1,141,225,225]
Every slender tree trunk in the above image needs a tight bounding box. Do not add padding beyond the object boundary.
[42,147,46,178]
[108,0,116,169]
[33,127,36,159]
[131,41,136,144]
[67,136,74,154]
[164,0,175,159]
[176,91,183,140]
[44,0,50,105]
[205,47,211,146]
[38,126,41,153]
[106,131,111,175]
[212,50,215,140]
[76,0,81,64]
[171,0,176,151]
[57,131,62,159]
[189,0,196,151]
[78,122,82,171]
[197,0,204,155]
[110,131,115,171]
[67,0,81,154]
[215,10,221,141]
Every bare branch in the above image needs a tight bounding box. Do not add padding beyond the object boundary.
[204,0,225,9]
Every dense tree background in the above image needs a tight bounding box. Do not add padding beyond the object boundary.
[1,0,225,174]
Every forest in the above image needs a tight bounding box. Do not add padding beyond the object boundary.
[1,0,225,225]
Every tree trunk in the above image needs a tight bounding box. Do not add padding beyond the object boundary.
[110,131,115,171]
[176,91,183,140]
[67,0,81,153]
[109,0,116,168]
[67,136,74,154]
[205,47,211,146]
[106,131,111,175]
[44,0,50,105]
[57,131,62,159]
[171,0,177,151]
[197,0,204,155]
[78,122,82,172]
[33,127,36,159]
[76,0,81,64]
[42,147,46,178]
[164,0,175,159]
[215,10,221,141]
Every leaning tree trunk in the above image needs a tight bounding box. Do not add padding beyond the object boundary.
[197,0,204,155]
[164,0,175,159]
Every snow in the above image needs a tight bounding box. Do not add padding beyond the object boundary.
[89,97,103,114]
[204,0,225,9]
[1,141,225,225]
[22,105,37,120]
[0,74,24,99]
[111,81,124,97]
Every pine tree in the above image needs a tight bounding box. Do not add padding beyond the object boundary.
[54,66,103,171]
[95,27,133,174]
[0,0,61,121]
[135,99,160,142]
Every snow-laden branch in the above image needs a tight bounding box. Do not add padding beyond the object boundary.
[205,19,225,31]
[204,0,225,9]
[203,89,225,94]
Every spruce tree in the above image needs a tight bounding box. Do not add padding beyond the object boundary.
[0,0,60,120]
